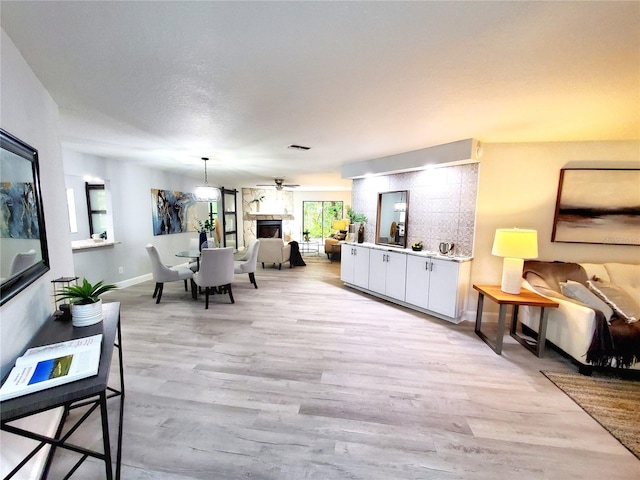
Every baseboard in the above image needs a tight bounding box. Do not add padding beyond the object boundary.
[114,273,152,289]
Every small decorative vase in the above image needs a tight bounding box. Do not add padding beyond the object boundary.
[71,299,103,327]
[348,223,357,242]
[304,234,310,242]
[199,232,207,251]
[357,224,365,243]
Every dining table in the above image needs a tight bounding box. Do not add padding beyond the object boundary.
[175,249,201,270]
[176,247,239,271]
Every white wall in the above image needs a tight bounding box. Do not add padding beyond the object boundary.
[0,30,74,375]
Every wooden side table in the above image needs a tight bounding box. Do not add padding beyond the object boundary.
[473,284,559,357]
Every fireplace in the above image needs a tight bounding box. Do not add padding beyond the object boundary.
[257,219,282,238]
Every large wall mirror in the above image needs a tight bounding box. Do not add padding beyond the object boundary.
[376,190,409,248]
[0,129,50,305]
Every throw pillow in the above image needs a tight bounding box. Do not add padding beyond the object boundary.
[587,280,639,324]
[560,280,614,323]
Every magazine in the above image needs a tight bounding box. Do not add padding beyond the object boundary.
[0,334,102,402]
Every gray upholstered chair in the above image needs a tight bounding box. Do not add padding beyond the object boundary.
[257,238,291,270]
[193,247,235,308]
[234,239,260,288]
[145,244,194,304]
[9,249,37,276]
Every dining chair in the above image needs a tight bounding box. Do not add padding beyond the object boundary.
[9,249,37,276]
[234,239,260,288]
[187,238,200,272]
[192,247,235,309]
[145,244,194,304]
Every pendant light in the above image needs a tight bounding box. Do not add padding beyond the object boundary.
[193,157,220,202]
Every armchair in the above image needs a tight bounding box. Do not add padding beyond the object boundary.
[324,219,349,260]
[234,238,260,288]
[257,238,291,270]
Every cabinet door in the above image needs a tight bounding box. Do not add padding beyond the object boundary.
[340,246,355,284]
[405,255,431,309]
[385,250,407,301]
[427,258,460,318]
[352,245,370,289]
[368,249,387,295]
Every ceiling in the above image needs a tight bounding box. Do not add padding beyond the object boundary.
[2,1,638,190]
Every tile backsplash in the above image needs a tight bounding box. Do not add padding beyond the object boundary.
[351,163,479,258]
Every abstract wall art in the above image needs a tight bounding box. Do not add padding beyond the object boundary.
[151,189,197,236]
[551,168,640,245]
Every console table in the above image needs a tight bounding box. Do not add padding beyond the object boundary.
[1,302,125,479]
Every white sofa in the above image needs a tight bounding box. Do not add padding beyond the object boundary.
[520,261,640,374]
[257,238,291,270]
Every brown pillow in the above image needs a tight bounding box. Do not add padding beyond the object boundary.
[587,280,639,324]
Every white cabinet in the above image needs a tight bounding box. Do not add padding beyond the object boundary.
[429,258,465,318]
[406,256,464,318]
[342,243,471,323]
[340,244,369,289]
[405,255,431,309]
[368,249,407,301]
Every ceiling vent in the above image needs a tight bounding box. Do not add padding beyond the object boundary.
[287,144,310,151]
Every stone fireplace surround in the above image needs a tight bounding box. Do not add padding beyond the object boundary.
[242,187,295,244]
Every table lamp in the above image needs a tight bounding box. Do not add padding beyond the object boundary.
[492,228,538,294]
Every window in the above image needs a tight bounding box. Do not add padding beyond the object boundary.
[85,183,107,238]
[302,201,343,240]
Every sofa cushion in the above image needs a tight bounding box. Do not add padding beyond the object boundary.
[560,280,614,323]
[580,263,611,283]
[587,280,639,324]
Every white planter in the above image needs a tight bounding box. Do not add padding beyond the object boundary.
[71,299,103,327]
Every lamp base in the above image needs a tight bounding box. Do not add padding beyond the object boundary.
[500,257,524,294]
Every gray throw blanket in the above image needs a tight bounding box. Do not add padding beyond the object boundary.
[524,261,639,368]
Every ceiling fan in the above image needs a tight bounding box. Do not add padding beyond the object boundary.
[256,178,300,191]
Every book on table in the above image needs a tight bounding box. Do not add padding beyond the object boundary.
[0,334,103,402]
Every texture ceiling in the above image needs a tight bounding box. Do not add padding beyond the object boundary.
[2,1,638,190]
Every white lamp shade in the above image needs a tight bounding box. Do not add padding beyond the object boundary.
[193,185,220,202]
[492,228,538,294]
[492,228,538,259]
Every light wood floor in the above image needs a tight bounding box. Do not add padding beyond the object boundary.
[50,258,639,479]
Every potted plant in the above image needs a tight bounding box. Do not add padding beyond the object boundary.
[55,278,118,327]
[346,206,367,243]
[302,229,311,242]
[196,218,215,249]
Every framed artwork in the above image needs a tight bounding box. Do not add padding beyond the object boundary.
[151,189,197,236]
[551,168,640,245]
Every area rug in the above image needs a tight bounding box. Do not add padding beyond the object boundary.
[542,371,640,459]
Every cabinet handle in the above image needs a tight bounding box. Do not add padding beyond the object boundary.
[425,261,429,270]
[430,262,434,271]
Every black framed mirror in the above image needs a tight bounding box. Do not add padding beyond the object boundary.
[0,129,50,305]
[376,190,409,248]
